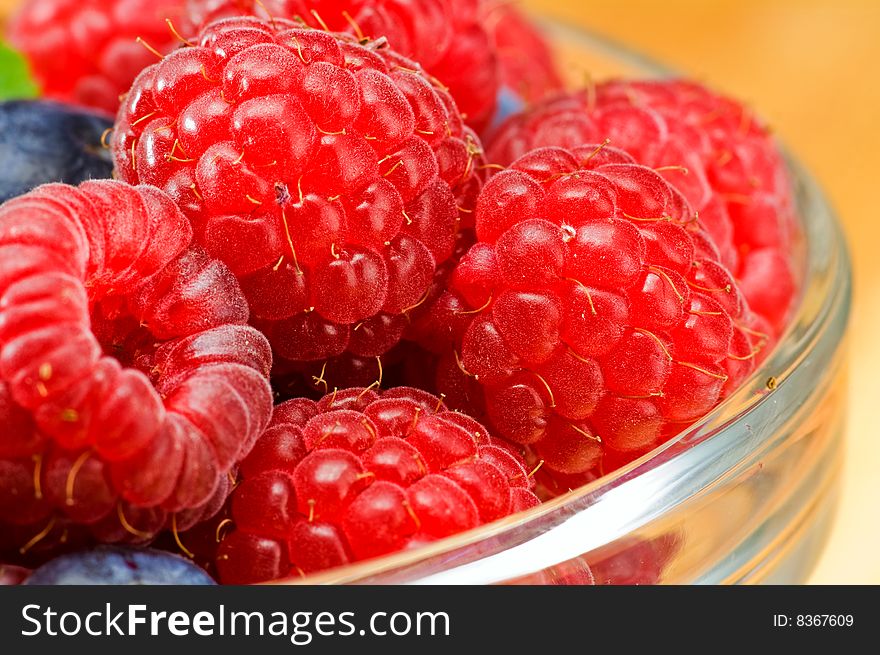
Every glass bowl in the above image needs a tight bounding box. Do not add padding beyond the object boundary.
[277,20,852,585]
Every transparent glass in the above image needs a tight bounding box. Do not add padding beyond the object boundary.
[277,20,852,585]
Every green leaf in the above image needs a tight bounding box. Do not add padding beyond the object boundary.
[0,41,38,100]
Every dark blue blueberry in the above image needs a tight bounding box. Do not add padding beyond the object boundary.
[0,99,114,203]
[24,546,216,585]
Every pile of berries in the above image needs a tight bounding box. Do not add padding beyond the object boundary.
[0,0,798,585]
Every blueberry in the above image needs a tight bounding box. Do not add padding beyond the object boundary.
[24,547,216,585]
[0,99,113,203]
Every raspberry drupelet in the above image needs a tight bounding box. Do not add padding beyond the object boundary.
[0,181,273,564]
[183,0,499,130]
[200,386,539,584]
[112,16,484,372]
[413,144,766,476]
[8,0,188,115]
[486,80,798,334]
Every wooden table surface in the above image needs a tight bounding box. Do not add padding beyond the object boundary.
[2,0,878,583]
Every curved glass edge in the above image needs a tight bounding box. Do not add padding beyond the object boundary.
[272,24,852,587]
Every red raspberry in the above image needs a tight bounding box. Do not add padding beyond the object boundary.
[8,0,188,114]
[183,0,499,130]
[262,228,477,401]
[0,563,30,585]
[589,534,680,585]
[208,386,539,583]
[412,144,765,476]
[481,1,562,104]
[486,80,798,334]
[113,16,484,371]
[0,181,273,564]
[508,556,595,585]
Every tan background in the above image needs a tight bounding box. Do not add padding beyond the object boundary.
[2,0,878,583]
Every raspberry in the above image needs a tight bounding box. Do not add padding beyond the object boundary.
[509,556,595,585]
[589,534,680,585]
[0,563,30,585]
[183,0,499,130]
[481,2,562,104]
[113,16,484,371]
[413,145,765,476]
[8,0,187,114]
[208,386,539,583]
[486,80,798,334]
[0,180,273,565]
